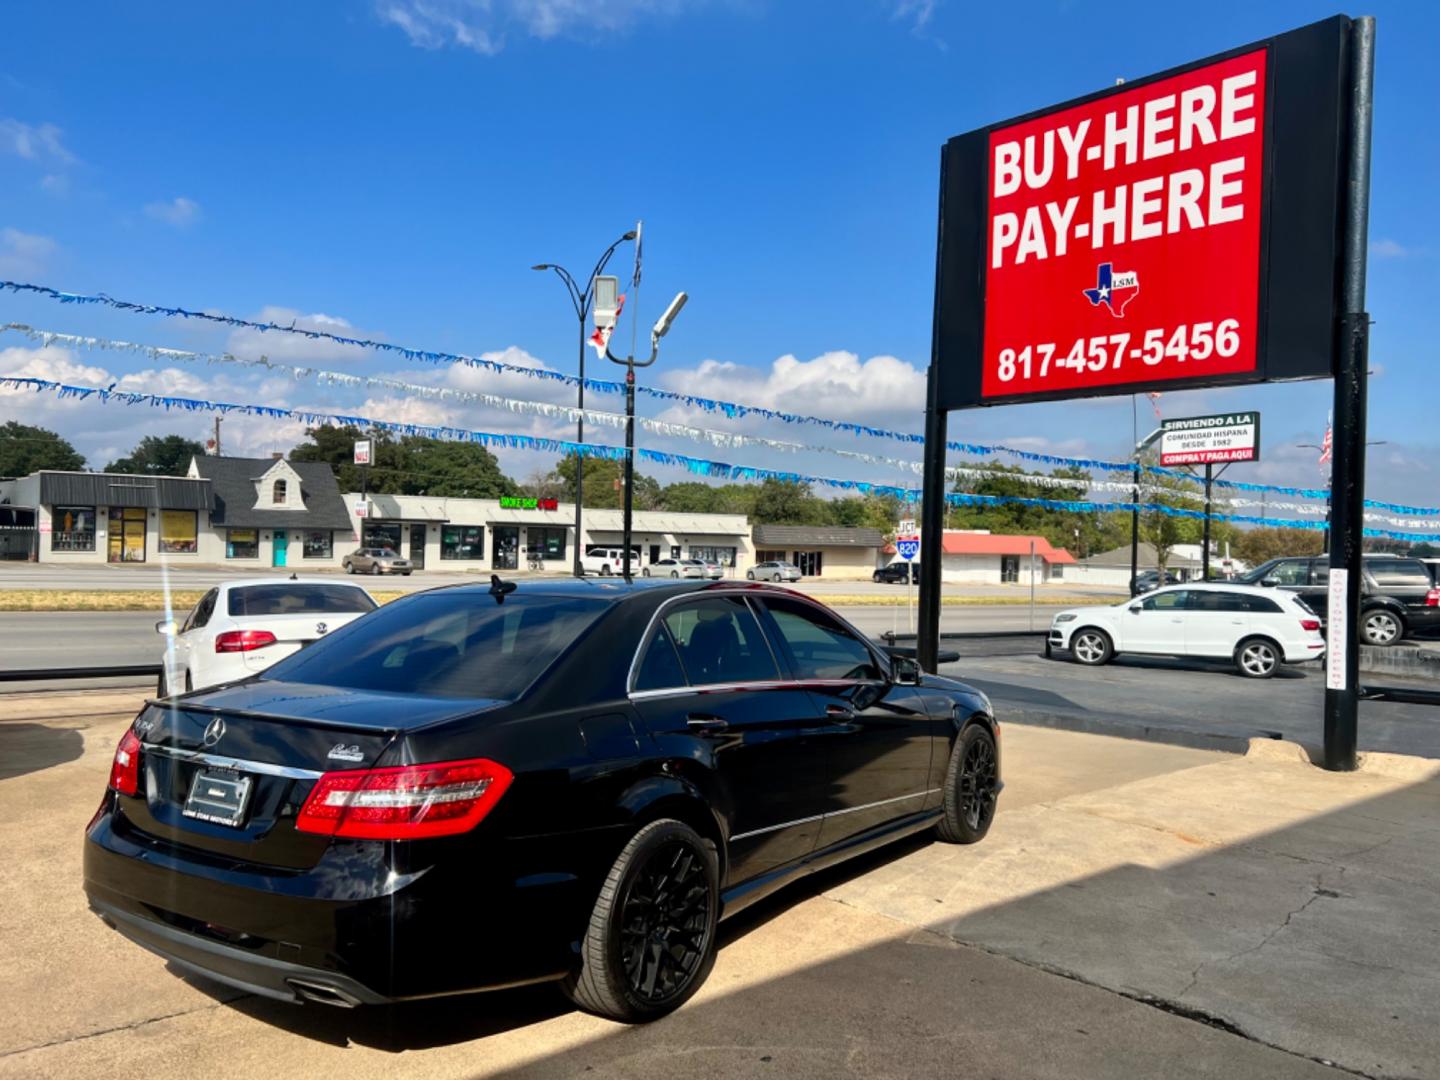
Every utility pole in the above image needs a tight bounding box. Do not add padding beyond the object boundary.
[212,416,222,456]
[1202,463,1213,582]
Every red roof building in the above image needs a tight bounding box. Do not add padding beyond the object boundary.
[881,531,1076,583]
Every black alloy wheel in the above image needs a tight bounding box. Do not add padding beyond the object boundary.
[564,819,719,1022]
[937,725,999,844]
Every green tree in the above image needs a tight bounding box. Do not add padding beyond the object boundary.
[552,453,660,509]
[0,421,85,475]
[949,462,1103,557]
[290,426,519,497]
[749,478,832,525]
[106,434,206,476]
[659,481,722,513]
[1231,526,1324,566]
[829,493,908,531]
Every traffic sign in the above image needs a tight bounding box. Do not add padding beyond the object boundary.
[896,538,920,561]
[898,519,916,535]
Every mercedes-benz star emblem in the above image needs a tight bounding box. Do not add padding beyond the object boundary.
[315,621,328,636]
[202,717,226,748]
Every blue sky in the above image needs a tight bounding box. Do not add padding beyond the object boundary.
[0,0,1435,509]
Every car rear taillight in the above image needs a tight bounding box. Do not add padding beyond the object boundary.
[296,758,513,840]
[109,728,142,796]
[1426,589,1440,608]
[1300,619,1322,632]
[215,629,277,652]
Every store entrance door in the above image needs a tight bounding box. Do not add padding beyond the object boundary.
[792,550,823,577]
[493,526,519,570]
[409,524,427,569]
[273,530,289,568]
[107,508,146,563]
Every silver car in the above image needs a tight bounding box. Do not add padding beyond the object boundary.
[643,558,707,579]
[699,560,725,580]
[342,547,413,576]
[747,560,801,582]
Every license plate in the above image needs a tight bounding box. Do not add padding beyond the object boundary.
[181,769,253,827]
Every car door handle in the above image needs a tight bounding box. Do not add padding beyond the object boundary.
[686,714,729,732]
[825,705,855,722]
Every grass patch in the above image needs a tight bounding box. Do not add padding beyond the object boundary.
[0,590,407,612]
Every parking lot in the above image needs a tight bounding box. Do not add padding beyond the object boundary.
[4,687,1438,1079]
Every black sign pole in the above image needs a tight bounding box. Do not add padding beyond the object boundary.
[1202,464,1213,581]
[1323,15,1376,773]
[918,377,947,673]
[1129,463,1140,595]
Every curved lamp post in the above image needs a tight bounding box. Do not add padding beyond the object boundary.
[532,230,636,576]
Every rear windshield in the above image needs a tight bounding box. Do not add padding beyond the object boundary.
[227,584,377,617]
[260,592,608,700]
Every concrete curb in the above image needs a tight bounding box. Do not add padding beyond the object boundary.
[1002,708,1255,754]
[1359,643,1440,680]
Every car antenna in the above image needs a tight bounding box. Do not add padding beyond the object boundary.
[489,575,517,604]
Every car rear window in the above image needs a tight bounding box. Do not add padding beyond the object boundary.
[1366,558,1431,587]
[260,592,608,700]
[227,584,377,617]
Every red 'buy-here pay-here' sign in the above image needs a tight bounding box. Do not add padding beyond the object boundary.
[980,50,1267,401]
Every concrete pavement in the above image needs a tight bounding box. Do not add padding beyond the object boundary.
[4,690,1438,1078]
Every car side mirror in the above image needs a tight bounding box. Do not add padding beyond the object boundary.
[893,656,920,685]
[155,619,178,635]
[1128,604,1142,614]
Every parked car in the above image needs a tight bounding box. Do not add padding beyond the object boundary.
[748,560,801,583]
[87,579,1000,1023]
[1130,569,1181,595]
[873,561,919,584]
[697,559,725,580]
[581,546,641,576]
[1049,583,1325,678]
[1237,555,1440,645]
[643,558,707,579]
[155,579,378,694]
[342,547,412,576]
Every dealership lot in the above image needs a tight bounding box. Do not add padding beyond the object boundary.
[4,688,1437,1078]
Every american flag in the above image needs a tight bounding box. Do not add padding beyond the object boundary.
[1318,421,1332,465]
[589,293,624,358]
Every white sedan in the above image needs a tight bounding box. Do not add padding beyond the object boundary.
[157,578,379,695]
[642,558,708,579]
[1048,583,1325,679]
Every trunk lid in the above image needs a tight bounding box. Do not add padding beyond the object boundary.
[124,681,500,868]
[234,611,369,671]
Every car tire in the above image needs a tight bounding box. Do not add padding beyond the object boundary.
[403,571,412,576]
[1070,628,1112,666]
[670,571,679,579]
[344,563,353,574]
[561,818,719,1023]
[370,563,381,575]
[1359,609,1403,647]
[642,568,651,577]
[936,724,999,845]
[601,564,612,577]
[746,571,755,580]
[873,572,882,582]
[1235,636,1280,678]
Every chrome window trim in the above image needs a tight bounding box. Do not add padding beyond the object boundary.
[625,589,783,697]
[141,743,324,780]
[729,788,941,842]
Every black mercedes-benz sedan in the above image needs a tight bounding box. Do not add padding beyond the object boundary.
[85,578,1001,1023]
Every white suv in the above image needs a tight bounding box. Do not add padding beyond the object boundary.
[1048,583,1325,679]
[581,546,641,576]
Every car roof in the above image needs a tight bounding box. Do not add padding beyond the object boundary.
[218,577,371,590]
[402,577,803,608]
[1149,582,1297,595]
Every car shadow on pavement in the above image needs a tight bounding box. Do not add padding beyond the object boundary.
[186,831,938,1053]
[1050,651,1313,680]
[0,721,85,780]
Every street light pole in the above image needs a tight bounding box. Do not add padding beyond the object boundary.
[532,230,636,577]
[607,291,689,580]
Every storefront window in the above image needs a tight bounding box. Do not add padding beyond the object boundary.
[441,525,485,560]
[756,549,786,563]
[362,522,403,553]
[227,529,259,559]
[303,531,333,559]
[159,510,198,554]
[690,545,737,567]
[51,506,96,552]
[527,526,567,561]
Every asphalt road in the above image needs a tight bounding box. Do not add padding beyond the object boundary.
[3,608,1436,756]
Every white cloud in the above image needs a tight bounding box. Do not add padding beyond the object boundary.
[376,0,694,54]
[0,119,74,164]
[0,227,57,277]
[144,196,202,227]
[1370,238,1421,259]
[889,0,937,30]
[659,349,927,427]
[225,306,378,365]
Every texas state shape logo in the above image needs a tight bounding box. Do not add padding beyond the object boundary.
[1082,262,1140,318]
